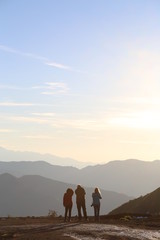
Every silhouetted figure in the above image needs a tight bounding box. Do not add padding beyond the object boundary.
[91,187,102,222]
[75,184,88,221]
[63,188,74,222]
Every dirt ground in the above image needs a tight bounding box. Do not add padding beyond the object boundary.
[0,214,160,240]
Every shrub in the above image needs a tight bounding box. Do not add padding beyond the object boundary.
[48,210,58,218]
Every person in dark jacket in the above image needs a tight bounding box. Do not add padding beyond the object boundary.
[63,188,74,222]
[91,187,102,222]
[75,184,88,221]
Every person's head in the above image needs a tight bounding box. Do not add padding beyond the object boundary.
[95,187,101,194]
[67,188,74,195]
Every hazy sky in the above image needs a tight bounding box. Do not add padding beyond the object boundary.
[1,0,160,163]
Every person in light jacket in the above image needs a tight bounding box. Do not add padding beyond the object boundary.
[91,187,102,222]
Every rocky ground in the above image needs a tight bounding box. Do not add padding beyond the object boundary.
[0,215,160,239]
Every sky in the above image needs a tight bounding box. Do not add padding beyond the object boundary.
[1,0,160,164]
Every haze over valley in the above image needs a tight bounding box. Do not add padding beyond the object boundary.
[0,146,92,169]
[1,147,160,197]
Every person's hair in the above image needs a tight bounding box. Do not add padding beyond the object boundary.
[95,187,101,194]
[67,188,74,195]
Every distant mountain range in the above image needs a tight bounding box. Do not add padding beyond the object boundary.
[0,173,131,217]
[0,157,160,197]
[0,147,93,168]
[109,187,160,215]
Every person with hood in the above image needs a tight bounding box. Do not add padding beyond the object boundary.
[63,188,74,222]
[75,184,88,221]
[91,187,102,222]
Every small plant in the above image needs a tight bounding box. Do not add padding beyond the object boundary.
[48,209,57,218]
[120,215,132,221]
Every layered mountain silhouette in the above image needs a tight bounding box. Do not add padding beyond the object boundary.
[0,173,131,217]
[0,158,160,196]
[109,187,160,215]
[0,147,92,168]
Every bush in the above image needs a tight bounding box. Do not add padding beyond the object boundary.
[48,210,58,218]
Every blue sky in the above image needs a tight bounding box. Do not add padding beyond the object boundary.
[1,0,160,163]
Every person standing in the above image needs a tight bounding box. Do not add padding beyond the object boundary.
[63,188,74,222]
[75,184,88,221]
[91,187,102,222]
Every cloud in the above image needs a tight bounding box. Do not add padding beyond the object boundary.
[0,102,35,107]
[0,85,26,90]
[45,62,72,70]
[24,135,55,139]
[0,44,72,71]
[0,102,53,107]
[0,129,14,133]
[50,117,111,131]
[10,116,49,124]
[0,45,18,54]
[33,82,69,95]
[5,111,109,130]
[0,44,48,61]
[109,96,160,106]
[120,140,160,145]
[32,112,56,117]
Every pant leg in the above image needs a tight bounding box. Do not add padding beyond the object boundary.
[94,205,100,221]
[77,202,82,220]
[68,205,72,220]
[64,206,69,221]
[96,205,100,221]
[97,204,100,217]
[94,206,96,220]
[81,201,87,219]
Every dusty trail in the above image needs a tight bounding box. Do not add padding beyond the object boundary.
[1,221,160,239]
[65,223,160,240]
[0,222,80,234]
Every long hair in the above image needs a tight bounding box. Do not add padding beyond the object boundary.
[95,187,101,195]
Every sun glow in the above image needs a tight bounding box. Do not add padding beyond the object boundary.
[110,110,160,129]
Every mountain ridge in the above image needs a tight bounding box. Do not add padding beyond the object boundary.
[0,146,94,168]
[0,173,131,217]
[1,147,160,197]
[0,159,160,197]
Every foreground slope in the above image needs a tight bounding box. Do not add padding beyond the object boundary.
[0,173,131,217]
[109,187,160,215]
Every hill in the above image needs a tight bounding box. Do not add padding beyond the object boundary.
[0,173,131,217]
[0,159,160,196]
[109,187,160,215]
